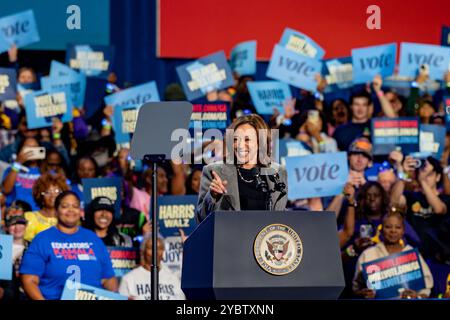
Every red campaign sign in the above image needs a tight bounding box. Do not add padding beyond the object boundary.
[368,251,418,272]
[373,119,419,129]
[157,0,450,60]
[107,247,139,277]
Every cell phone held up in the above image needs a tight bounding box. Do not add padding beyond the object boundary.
[22,147,46,160]
[307,110,320,126]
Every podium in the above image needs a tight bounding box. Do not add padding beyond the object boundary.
[181,211,345,300]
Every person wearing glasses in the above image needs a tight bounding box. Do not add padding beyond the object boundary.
[24,173,70,242]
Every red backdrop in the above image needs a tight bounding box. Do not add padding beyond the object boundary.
[157,0,450,60]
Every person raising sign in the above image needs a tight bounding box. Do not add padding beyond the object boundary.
[196,114,287,223]
[352,211,433,299]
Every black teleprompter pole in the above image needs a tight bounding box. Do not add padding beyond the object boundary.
[145,155,165,301]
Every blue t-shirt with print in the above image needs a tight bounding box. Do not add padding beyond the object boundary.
[2,166,41,210]
[20,226,115,300]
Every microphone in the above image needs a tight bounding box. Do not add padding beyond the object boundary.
[273,172,286,194]
[252,167,269,193]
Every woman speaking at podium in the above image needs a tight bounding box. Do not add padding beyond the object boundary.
[196,114,288,223]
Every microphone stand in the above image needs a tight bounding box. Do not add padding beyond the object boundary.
[256,169,286,211]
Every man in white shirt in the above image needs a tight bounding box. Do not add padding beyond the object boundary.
[119,236,185,300]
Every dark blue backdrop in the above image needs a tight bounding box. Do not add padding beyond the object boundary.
[109,0,270,99]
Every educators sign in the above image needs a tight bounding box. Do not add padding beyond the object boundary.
[285,152,348,200]
[352,43,397,84]
[107,247,139,278]
[372,117,420,155]
[0,234,13,280]
[362,249,426,299]
[66,44,114,78]
[176,51,234,101]
[157,195,198,238]
[247,81,292,115]
[24,89,73,129]
[0,10,40,54]
[230,40,256,76]
[82,177,122,218]
[266,44,322,92]
[61,281,127,300]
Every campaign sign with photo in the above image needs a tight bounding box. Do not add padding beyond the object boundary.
[352,43,397,84]
[112,104,139,144]
[323,57,353,91]
[362,249,426,299]
[0,68,17,101]
[0,10,40,54]
[266,44,322,92]
[82,177,122,218]
[247,81,292,114]
[24,89,73,129]
[41,68,86,108]
[285,152,348,200]
[107,247,139,278]
[176,51,234,101]
[0,234,13,280]
[66,44,114,78]
[104,81,160,110]
[399,42,450,80]
[61,280,127,300]
[157,195,198,238]
[372,117,420,155]
[230,40,257,76]
[420,124,446,160]
[189,102,230,135]
[279,27,325,60]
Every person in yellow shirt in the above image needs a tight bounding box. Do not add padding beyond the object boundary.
[24,173,70,242]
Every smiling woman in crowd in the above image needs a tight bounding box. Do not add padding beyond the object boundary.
[83,196,133,247]
[352,211,433,299]
[20,191,117,300]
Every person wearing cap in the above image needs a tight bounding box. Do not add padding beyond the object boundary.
[20,191,117,300]
[83,196,133,247]
[326,137,372,222]
[0,215,29,301]
[5,200,32,218]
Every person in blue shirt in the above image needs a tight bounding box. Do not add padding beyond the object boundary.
[19,190,118,300]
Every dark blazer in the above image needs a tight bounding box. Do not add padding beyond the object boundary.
[196,162,288,223]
